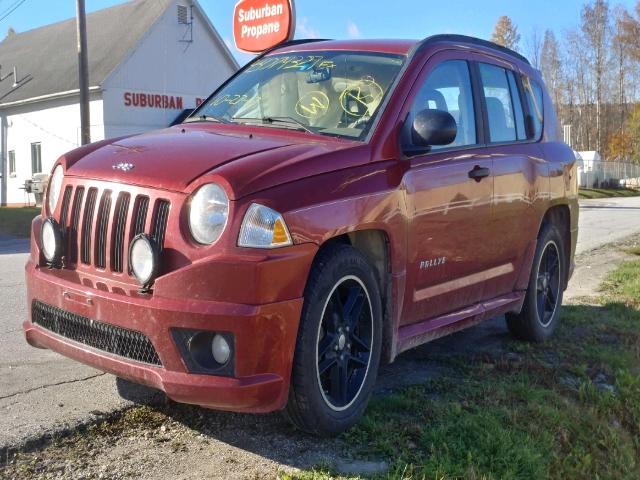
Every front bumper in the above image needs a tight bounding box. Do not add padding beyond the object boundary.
[24,251,312,413]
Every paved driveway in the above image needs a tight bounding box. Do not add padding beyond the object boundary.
[2,196,640,448]
[576,196,640,254]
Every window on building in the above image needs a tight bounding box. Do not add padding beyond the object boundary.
[31,142,42,174]
[404,60,477,151]
[8,150,16,177]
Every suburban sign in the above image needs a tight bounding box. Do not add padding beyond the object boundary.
[123,92,207,110]
[233,0,295,53]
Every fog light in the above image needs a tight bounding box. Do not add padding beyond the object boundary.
[171,329,235,376]
[129,234,159,286]
[212,334,231,365]
[40,218,63,265]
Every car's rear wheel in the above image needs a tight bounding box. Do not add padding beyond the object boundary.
[506,222,565,342]
[284,244,382,436]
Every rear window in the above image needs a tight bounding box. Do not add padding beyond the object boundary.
[522,76,544,140]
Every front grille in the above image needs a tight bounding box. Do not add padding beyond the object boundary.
[68,187,85,264]
[81,188,98,264]
[56,183,170,275]
[32,301,162,366]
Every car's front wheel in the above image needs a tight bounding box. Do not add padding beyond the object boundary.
[284,244,382,436]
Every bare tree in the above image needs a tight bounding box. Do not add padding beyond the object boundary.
[581,0,611,152]
[526,27,543,69]
[612,6,632,133]
[491,16,521,50]
[619,1,640,62]
[540,30,562,108]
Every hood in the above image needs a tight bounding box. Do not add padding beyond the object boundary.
[64,125,364,198]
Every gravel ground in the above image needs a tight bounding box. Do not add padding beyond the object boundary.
[1,235,638,479]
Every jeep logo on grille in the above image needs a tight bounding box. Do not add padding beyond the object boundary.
[112,162,134,172]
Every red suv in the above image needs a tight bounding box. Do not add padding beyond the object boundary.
[24,35,578,436]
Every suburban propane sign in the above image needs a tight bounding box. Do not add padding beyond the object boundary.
[233,0,295,53]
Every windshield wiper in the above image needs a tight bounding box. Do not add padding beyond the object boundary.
[233,116,315,134]
[183,114,230,124]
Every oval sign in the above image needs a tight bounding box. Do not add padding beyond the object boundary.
[233,0,295,53]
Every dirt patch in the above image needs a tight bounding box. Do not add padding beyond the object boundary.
[2,235,639,479]
[565,235,640,303]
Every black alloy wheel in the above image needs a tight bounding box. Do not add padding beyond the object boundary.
[506,222,566,342]
[316,276,373,411]
[536,240,561,327]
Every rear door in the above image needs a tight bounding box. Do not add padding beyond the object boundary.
[399,52,495,325]
[474,57,549,299]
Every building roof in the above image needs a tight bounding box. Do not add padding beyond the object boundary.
[0,0,235,106]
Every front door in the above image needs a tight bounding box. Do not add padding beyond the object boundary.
[399,56,495,325]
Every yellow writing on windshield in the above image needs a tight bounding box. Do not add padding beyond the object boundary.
[295,91,330,119]
[247,56,336,73]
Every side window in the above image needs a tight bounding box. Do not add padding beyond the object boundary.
[479,63,517,143]
[405,60,476,150]
[8,150,16,177]
[522,76,544,140]
[507,71,527,140]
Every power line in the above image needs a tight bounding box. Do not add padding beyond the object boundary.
[0,0,27,23]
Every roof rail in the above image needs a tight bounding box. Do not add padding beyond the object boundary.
[418,34,531,65]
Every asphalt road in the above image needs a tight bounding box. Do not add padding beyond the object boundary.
[1,196,640,449]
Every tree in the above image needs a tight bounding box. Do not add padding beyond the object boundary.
[619,2,640,62]
[581,0,611,153]
[540,30,563,109]
[491,16,521,50]
[606,131,634,160]
[626,105,640,164]
[612,6,633,132]
[526,28,543,69]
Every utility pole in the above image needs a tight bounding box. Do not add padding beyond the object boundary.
[76,0,90,145]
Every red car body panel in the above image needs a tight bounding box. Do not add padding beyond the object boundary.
[24,37,578,413]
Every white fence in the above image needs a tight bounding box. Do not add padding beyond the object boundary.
[578,160,640,189]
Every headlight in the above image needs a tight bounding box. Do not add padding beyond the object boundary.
[189,183,229,245]
[238,203,292,248]
[129,234,159,286]
[47,165,64,213]
[40,218,63,265]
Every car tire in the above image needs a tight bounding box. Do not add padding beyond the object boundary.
[506,222,565,342]
[284,244,383,437]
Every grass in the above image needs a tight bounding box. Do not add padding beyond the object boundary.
[579,187,640,199]
[2,245,639,479]
[294,253,640,479]
[0,207,39,238]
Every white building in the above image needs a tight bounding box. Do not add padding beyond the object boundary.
[0,0,238,206]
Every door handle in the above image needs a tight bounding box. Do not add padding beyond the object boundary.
[468,165,490,182]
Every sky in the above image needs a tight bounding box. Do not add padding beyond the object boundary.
[0,0,638,65]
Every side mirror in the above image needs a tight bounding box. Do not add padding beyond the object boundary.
[411,109,457,147]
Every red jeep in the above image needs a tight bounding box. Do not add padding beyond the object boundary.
[25,35,578,436]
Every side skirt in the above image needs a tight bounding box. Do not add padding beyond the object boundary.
[396,291,525,355]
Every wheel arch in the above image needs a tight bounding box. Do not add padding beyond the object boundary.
[539,204,572,289]
[311,229,396,364]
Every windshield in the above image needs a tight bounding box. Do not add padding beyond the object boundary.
[189,51,406,140]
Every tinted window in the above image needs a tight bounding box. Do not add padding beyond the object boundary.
[523,76,544,140]
[479,63,517,143]
[405,60,476,150]
[507,71,527,140]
